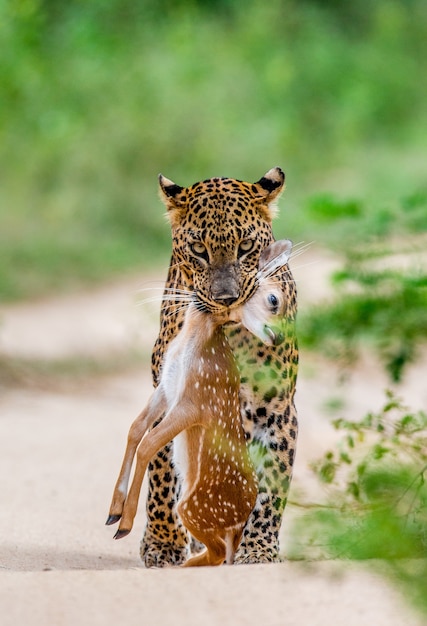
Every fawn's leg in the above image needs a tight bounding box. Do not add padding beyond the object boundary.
[106,389,167,525]
[224,528,244,565]
[181,532,226,567]
[115,401,197,538]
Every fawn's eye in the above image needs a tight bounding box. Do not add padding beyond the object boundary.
[268,293,279,309]
[238,239,254,257]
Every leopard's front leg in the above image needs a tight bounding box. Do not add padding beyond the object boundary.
[140,441,191,567]
[234,401,298,564]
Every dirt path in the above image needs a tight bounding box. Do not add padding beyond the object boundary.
[0,252,425,625]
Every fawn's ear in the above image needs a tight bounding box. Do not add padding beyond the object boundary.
[158,174,187,227]
[252,167,285,220]
[258,239,293,275]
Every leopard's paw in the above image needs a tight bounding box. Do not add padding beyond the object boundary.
[140,537,190,568]
[233,544,280,565]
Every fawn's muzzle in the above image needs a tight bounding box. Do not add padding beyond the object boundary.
[264,325,285,346]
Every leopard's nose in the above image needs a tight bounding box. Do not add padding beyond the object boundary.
[210,263,239,306]
[213,294,239,307]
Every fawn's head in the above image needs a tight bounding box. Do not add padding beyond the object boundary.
[239,239,293,346]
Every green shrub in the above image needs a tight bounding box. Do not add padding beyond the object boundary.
[290,391,427,614]
[299,192,427,381]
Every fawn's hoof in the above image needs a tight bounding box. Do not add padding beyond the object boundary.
[114,528,131,540]
[105,514,121,526]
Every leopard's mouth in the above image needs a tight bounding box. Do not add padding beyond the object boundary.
[195,295,242,316]
[191,297,239,327]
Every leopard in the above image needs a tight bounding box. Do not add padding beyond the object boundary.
[141,166,298,566]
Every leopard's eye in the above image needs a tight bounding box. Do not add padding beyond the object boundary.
[238,239,254,256]
[190,241,209,264]
[191,242,207,256]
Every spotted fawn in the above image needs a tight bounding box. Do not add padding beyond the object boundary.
[106,239,292,566]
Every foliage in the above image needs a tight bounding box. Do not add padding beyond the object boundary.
[1,0,427,299]
[299,192,427,381]
[290,391,427,614]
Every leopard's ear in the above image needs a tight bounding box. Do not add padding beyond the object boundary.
[158,174,183,200]
[158,174,186,226]
[252,167,285,220]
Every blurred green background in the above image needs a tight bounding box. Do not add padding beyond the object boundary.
[1,0,426,301]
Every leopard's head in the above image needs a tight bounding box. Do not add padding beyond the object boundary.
[159,167,285,313]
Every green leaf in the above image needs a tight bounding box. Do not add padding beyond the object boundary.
[347,435,355,449]
[347,481,360,499]
[372,444,390,460]
[340,452,352,465]
[319,461,337,484]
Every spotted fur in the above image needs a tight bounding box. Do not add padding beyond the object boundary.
[107,301,258,566]
[141,168,298,566]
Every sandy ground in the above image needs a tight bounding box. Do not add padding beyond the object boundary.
[1,251,426,626]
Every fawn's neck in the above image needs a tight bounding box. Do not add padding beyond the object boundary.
[178,304,227,346]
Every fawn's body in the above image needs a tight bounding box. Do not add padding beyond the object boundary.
[107,240,292,566]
